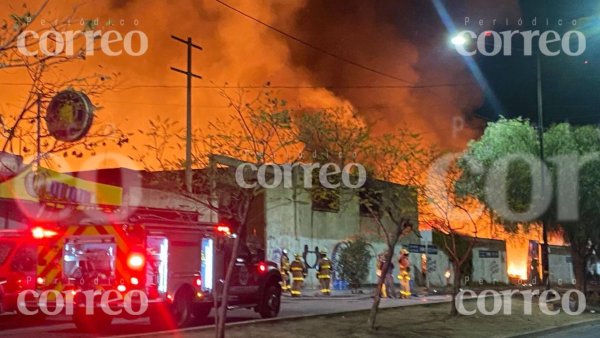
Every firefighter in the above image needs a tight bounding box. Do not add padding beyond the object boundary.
[530,257,540,285]
[376,250,396,298]
[317,249,332,296]
[398,248,411,298]
[290,254,305,297]
[280,249,291,293]
[375,252,384,297]
[384,251,396,298]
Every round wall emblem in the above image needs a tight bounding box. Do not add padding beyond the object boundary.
[24,170,49,199]
[46,90,94,142]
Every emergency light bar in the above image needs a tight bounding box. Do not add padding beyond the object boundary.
[127,253,145,270]
[217,225,231,235]
[31,226,58,239]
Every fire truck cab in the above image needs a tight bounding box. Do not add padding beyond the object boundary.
[0,228,43,315]
[30,218,281,332]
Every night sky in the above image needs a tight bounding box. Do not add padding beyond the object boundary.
[472,0,600,126]
[285,0,600,135]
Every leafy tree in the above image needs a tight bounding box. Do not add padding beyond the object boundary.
[457,117,539,224]
[294,107,370,212]
[543,123,600,292]
[421,152,483,315]
[460,117,600,293]
[337,236,373,292]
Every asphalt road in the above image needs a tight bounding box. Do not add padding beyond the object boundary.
[0,293,452,337]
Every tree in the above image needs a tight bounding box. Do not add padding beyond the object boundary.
[1,1,127,168]
[543,123,600,293]
[457,117,540,225]
[360,130,425,328]
[420,152,483,315]
[133,89,297,338]
[460,117,600,294]
[294,107,370,212]
[337,236,373,292]
[363,181,416,327]
[294,111,428,327]
[360,129,486,318]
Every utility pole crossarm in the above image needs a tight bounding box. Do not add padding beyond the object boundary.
[171,35,203,50]
[170,67,202,79]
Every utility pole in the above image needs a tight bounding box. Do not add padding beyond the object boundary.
[36,92,41,165]
[170,35,202,193]
[536,53,550,290]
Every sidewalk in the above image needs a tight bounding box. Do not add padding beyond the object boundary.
[283,286,449,299]
[281,288,453,309]
[282,287,372,299]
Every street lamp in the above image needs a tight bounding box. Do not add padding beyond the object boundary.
[450,34,467,46]
[450,33,550,289]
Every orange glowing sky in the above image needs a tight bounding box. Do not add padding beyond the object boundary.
[1,0,490,171]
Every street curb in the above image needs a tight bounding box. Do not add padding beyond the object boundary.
[502,317,600,338]
[111,297,453,338]
[281,295,373,301]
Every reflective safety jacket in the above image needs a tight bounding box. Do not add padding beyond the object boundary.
[290,259,305,281]
[398,255,410,280]
[317,257,332,279]
[280,254,290,273]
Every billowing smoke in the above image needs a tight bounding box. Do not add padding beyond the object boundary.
[77,0,501,148]
[1,0,521,160]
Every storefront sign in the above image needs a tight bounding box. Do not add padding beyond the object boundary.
[46,90,94,142]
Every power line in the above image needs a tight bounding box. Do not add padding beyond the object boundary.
[0,82,477,90]
[115,83,476,90]
[214,0,417,85]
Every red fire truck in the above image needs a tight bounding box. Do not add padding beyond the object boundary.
[27,218,282,332]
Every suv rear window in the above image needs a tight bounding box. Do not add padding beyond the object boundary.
[0,242,15,265]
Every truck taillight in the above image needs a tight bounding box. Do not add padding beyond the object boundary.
[195,277,202,287]
[130,277,139,285]
[31,226,58,239]
[258,262,267,273]
[127,253,145,270]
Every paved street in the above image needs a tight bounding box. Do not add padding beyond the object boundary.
[0,292,452,337]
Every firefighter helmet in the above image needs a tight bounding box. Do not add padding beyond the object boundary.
[320,248,328,254]
[283,249,288,255]
[294,253,301,259]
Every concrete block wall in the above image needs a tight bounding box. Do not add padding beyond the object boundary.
[406,244,452,287]
[264,184,422,288]
[471,240,509,284]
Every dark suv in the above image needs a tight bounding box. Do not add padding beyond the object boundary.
[192,236,282,321]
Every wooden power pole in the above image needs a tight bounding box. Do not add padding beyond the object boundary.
[170,35,202,193]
